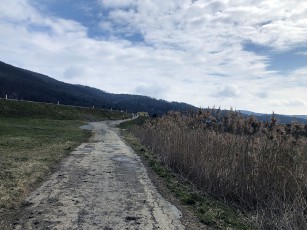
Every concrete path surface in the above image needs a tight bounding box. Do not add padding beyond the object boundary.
[12,121,184,230]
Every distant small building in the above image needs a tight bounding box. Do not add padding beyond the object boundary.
[137,112,149,117]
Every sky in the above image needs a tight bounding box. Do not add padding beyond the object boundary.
[0,0,307,115]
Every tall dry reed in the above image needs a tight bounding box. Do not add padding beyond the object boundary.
[132,109,307,229]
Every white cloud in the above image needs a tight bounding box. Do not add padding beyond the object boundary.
[255,91,268,98]
[214,85,240,98]
[99,0,136,9]
[0,0,37,22]
[97,1,307,51]
[268,99,307,107]
[134,84,169,99]
[297,51,307,55]
[286,68,307,89]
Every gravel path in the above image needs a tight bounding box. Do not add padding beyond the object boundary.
[12,121,184,230]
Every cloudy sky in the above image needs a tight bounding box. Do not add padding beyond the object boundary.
[1,0,307,115]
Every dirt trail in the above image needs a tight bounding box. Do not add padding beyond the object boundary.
[11,121,184,230]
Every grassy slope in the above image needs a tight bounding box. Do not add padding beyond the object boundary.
[119,118,252,230]
[0,99,129,222]
[0,119,90,214]
[0,99,128,120]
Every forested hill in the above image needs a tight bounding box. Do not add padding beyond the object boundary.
[0,61,196,115]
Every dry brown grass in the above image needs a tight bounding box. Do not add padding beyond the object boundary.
[131,109,307,229]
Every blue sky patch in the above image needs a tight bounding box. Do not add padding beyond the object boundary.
[244,41,307,74]
[32,0,108,38]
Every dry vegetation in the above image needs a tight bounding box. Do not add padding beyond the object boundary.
[131,109,307,229]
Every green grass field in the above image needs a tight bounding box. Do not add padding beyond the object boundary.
[0,99,129,221]
[0,118,90,214]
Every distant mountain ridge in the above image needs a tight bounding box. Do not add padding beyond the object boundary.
[1,60,306,123]
[293,115,307,119]
[239,110,307,124]
[0,61,196,115]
